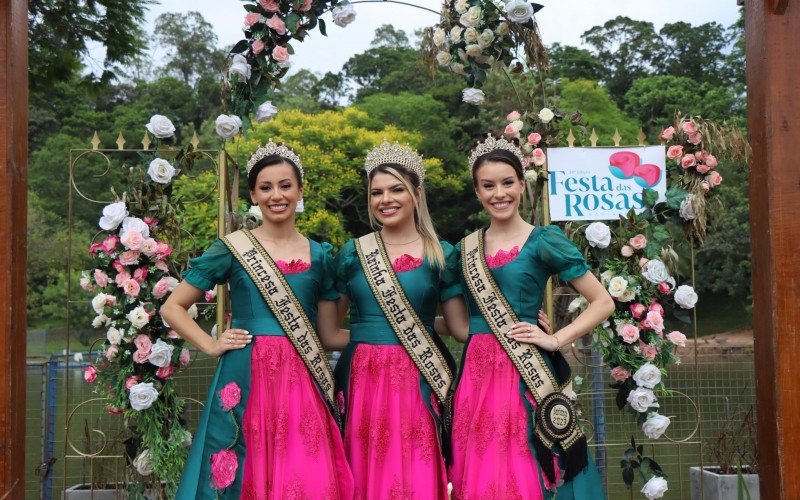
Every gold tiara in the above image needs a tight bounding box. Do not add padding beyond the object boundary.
[468,134,525,170]
[364,140,425,182]
[246,140,304,177]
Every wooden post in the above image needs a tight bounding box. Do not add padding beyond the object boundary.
[745,0,800,498]
[0,0,28,495]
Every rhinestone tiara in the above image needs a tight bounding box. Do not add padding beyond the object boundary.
[246,140,304,177]
[468,134,525,170]
[364,140,425,182]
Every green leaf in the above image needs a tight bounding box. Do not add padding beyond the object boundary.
[665,186,689,209]
[230,39,249,54]
[673,309,692,324]
[286,13,301,33]
[642,188,659,208]
[318,18,327,37]
[622,465,635,486]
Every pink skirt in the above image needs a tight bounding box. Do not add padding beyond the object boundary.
[240,336,354,499]
[449,334,557,500]
[344,344,448,500]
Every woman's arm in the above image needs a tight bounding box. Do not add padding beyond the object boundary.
[160,282,252,357]
[317,300,350,351]
[436,296,470,343]
[508,272,614,351]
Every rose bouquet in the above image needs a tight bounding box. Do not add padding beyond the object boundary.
[80,115,202,496]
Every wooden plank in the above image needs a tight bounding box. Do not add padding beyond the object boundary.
[0,0,28,495]
[745,0,800,498]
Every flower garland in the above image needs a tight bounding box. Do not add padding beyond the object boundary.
[80,115,200,496]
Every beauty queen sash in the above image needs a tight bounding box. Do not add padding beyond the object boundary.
[461,229,588,482]
[223,230,340,425]
[354,232,454,409]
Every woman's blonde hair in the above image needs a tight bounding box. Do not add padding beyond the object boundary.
[367,164,445,269]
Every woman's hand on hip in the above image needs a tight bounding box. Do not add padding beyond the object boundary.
[206,328,252,357]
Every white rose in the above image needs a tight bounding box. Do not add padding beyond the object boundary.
[215,114,243,140]
[538,107,555,123]
[73,352,84,363]
[91,294,109,315]
[465,44,483,58]
[641,476,669,499]
[607,276,628,298]
[459,6,482,27]
[127,306,150,330]
[129,382,159,411]
[147,158,177,184]
[98,201,128,231]
[436,51,453,66]
[464,27,479,43]
[106,327,124,345]
[477,29,495,48]
[92,314,108,328]
[627,387,659,413]
[457,48,468,62]
[254,101,278,123]
[188,304,198,320]
[679,194,696,220]
[496,22,510,36]
[642,412,671,439]
[433,27,446,47]
[248,205,263,220]
[504,0,534,23]
[450,25,463,43]
[674,285,698,309]
[568,296,588,313]
[331,4,357,27]
[450,62,466,75]
[524,169,537,182]
[133,449,154,476]
[585,222,611,248]
[228,54,251,81]
[145,115,176,139]
[642,259,671,284]
[454,0,468,14]
[600,270,613,285]
[633,363,662,389]
[462,88,485,105]
[147,339,175,368]
[121,217,150,239]
[618,288,636,303]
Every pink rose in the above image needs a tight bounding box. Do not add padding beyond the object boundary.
[680,154,697,169]
[266,15,287,35]
[115,270,131,287]
[112,260,125,274]
[705,155,718,168]
[123,279,141,297]
[618,323,640,344]
[688,132,703,145]
[94,269,109,287]
[106,344,119,360]
[507,110,521,121]
[297,0,313,11]
[258,0,280,12]
[134,334,152,354]
[140,238,158,256]
[154,260,169,273]
[101,236,120,254]
[610,366,631,383]
[105,295,116,307]
[205,290,217,302]
[125,376,141,391]
[696,164,710,174]
[639,257,650,268]
[80,277,94,292]
[621,245,634,257]
[657,282,673,295]
[121,230,144,250]
[179,348,191,367]
[152,278,174,299]
[156,364,175,380]
[660,126,675,141]
[106,406,124,415]
[119,250,140,266]
[666,145,684,160]
[252,39,266,55]
[503,123,519,138]
[707,171,723,187]
[701,180,711,193]
[272,45,290,63]
[640,342,658,360]
[219,382,242,411]
[629,234,647,250]
[531,148,546,167]
[694,151,708,161]
[648,302,665,316]
[210,449,239,490]
[83,366,98,383]
[646,310,665,333]
[681,121,699,135]
[244,12,264,27]
[667,331,687,347]
[133,350,149,364]
[133,267,148,283]
[527,132,542,146]
[143,217,158,229]
[155,243,172,260]
[630,303,647,320]
[89,243,104,254]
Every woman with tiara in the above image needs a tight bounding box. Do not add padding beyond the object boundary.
[162,142,353,499]
[332,140,469,499]
[449,135,614,499]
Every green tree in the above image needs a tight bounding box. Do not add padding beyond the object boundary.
[558,79,641,144]
[370,24,411,48]
[548,43,605,82]
[658,21,728,84]
[273,70,325,113]
[153,11,226,87]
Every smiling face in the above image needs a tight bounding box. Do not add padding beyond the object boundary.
[368,169,420,228]
[249,161,303,224]
[474,160,526,222]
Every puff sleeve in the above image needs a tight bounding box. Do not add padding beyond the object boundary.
[537,225,590,282]
[439,241,464,302]
[182,239,234,291]
[332,239,357,295]
[319,241,341,301]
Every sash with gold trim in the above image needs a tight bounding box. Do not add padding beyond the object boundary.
[354,232,454,412]
[461,229,588,482]
[223,229,340,425]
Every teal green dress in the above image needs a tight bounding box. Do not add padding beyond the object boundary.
[450,225,606,499]
[332,239,461,499]
[175,238,353,499]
